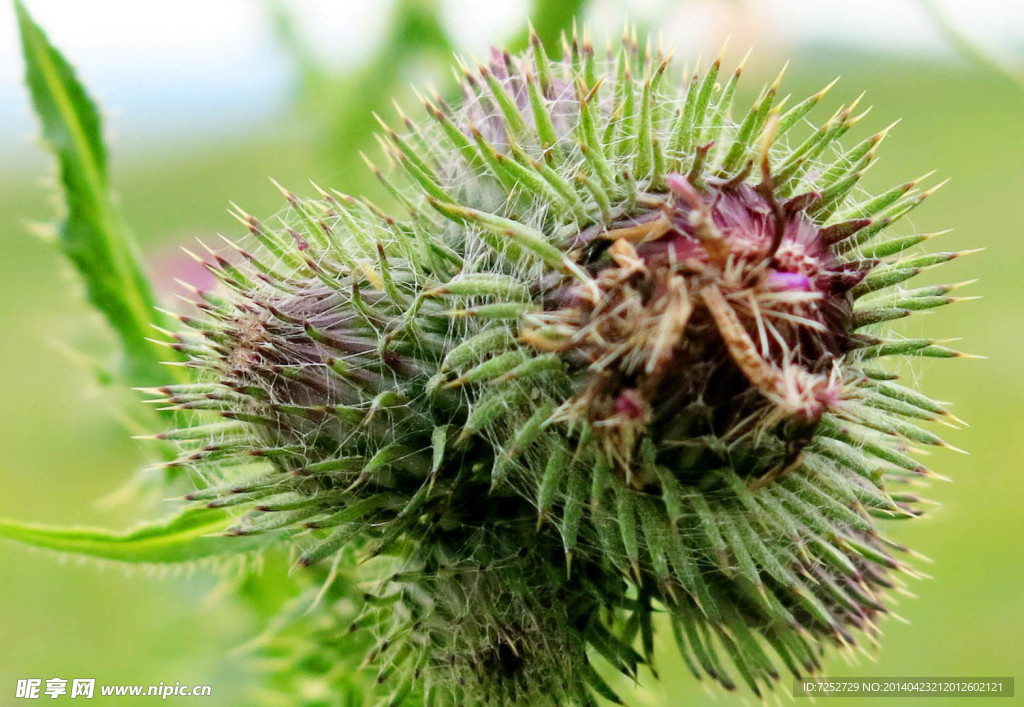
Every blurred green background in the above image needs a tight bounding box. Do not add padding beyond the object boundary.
[1,0,1022,704]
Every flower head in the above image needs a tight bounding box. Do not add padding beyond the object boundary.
[153,29,969,706]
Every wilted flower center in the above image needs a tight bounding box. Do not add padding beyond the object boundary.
[529,174,871,484]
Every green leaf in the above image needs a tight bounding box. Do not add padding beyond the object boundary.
[15,0,182,388]
[0,508,274,564]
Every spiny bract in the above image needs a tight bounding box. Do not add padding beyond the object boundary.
[152,27,970,707]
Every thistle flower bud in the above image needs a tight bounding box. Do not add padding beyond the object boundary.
[157,30,970,706]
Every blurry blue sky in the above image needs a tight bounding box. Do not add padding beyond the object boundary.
[2,0,1022,162]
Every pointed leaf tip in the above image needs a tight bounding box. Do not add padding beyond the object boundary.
[0,508,275,564]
